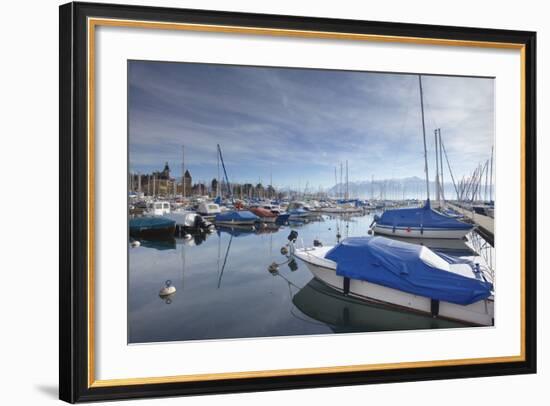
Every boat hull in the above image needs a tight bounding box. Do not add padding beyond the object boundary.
[293,248,493,326]
[129,218,176,240]
[372,224,472,239]
[276,213,291,224]
[214,220,257,226]
[255,216,277,223]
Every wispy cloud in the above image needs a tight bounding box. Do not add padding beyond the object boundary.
[129,61,494,189]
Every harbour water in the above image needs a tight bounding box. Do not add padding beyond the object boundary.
[128,212,479,344]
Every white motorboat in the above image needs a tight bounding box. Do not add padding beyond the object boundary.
[292,236,494,326]
[164,211,213,232]
[197,201,222,216]
[148,200,171,216]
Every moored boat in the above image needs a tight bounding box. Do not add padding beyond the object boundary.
[129,216,176,239]
[249,207,278,223]
[275,212,291,224]
[292,235,494,326]
[371,200,474,239]
[214,210,259,226]
[197,201,222,216]
[164,211,213,232]
[288,208,311,219]
[148,200,171,216]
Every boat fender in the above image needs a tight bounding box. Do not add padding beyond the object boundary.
[268,262,279,275]
[287,230,298,242]
[130,240,140,248]
[430,299,440,317]
[343,277,350,295]
[288,258,298,272]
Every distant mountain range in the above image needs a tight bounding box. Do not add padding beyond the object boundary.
[327,176,462,200]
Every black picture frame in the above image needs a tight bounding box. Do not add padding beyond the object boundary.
[59,1,537,403]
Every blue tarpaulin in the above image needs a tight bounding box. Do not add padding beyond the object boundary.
[324,236,493,305]
[215,210,259,222]
[377,200,472,230]
[288,208,309,216]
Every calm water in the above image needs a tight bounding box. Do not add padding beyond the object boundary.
[128,212,471,344]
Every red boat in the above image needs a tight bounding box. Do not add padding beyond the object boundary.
[249,207,278,223]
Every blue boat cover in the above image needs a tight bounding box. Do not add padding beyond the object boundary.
[215,210,259,222]
[288,208,309,216]
[324,236,493,305]
[129,216,175,231]
[377,200,472,230]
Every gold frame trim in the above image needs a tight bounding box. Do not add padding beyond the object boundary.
[87,17,527,388]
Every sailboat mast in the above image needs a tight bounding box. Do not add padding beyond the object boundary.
[334,167,337,198]
[419,75,430,202]
[434,129,440,205]
[340,162,343,200]
[217,147,221,197]
[438,129,445,203]
[181,145,185,199]
[346,159,349,200]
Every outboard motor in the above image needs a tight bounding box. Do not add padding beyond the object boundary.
[194,214,211,231]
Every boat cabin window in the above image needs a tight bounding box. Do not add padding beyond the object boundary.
[208,205,218,210]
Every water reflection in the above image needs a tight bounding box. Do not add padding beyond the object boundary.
[128,211,485,343]
[292,278,467,332]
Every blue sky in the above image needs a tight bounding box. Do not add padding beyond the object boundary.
[128,61,494,191]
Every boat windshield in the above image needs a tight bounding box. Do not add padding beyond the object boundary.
[419,246,450,272]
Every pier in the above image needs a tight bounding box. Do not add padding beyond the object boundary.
[448,203,494,246]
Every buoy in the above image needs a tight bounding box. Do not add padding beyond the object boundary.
[184,233,192,240]
[280,246,289,255]
[268,262,279,275]
[130,240,140,248]
[159,280,176,297]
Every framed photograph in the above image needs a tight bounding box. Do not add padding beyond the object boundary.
[59,2,536,403]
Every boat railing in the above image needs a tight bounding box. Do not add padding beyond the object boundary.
[469,231,495,285]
